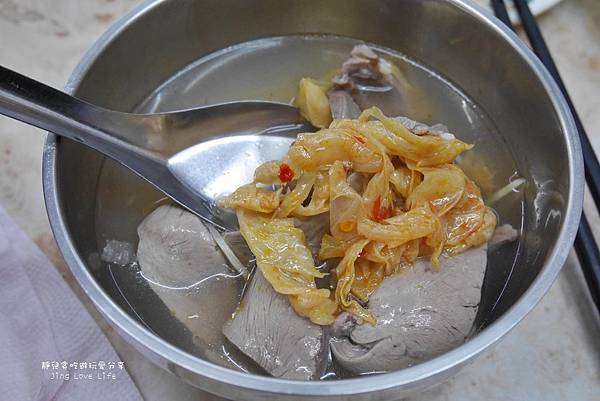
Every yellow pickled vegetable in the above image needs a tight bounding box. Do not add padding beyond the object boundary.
[389,165,413,198]
[237,209,337,325]
[288,129,383,173]
[351,259,385,303]
[294,78,332,128]
[407,165,465,215]
[254,160,282,184]
[293,172,330,217]
[218,183,280,213]
[334,239,375,324]
[328,161,363,240]
[356,206,437,244]
[220,102,496,326]
[274,173,315,218]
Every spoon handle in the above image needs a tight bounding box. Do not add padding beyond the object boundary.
[0,65,228,229]
[0,65,161,164]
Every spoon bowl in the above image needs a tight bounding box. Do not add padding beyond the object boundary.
[0,66,310,229]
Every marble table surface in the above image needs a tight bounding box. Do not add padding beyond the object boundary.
[1,0,599,400]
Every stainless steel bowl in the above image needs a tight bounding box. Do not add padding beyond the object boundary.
[43,0,583,400]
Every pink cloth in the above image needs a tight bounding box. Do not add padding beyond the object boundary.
[0,206,143,401]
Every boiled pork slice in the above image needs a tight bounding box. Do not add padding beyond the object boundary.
[331,44,392,90]
[331,245,487,373]
[328,90,361,120]
[393,116,456,141]
[137,205,243,367]
[223,269,327,380]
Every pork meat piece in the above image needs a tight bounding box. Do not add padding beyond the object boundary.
[394,116,456,140]
[331,245,487,373]
[137,205,244,366]
[328,90,362,120]
[332,44,393,90]
[332,44,430,119]
[223,269,327,380]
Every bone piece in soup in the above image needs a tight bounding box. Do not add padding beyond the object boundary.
[223,269,327,380]
[331,244,487,373]
[101,239,136,266]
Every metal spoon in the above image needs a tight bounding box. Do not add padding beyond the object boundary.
[0,66,309,230]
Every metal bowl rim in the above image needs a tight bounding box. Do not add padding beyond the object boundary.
[42,0,584,396]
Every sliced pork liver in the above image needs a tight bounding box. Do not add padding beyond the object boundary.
[331,245,487,373]
[137,205,243,367]
[223,269,327,380]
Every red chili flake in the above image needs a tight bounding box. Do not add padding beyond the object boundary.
[359,248,368,258]
[379,207,390,220]
[372,196,382,220]
[354,135,365,144]
[278,163,294,183]
[372,195,390,222]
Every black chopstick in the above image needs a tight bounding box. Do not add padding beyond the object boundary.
[491,0,513,31]
[574,215,600,311]
[492,0,600,313]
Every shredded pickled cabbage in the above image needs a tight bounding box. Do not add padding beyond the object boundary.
[219,105,495,326]
[237,209,338,325]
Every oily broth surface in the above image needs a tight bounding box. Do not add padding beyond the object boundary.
[92,35,523,378]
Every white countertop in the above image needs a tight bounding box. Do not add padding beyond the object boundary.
[1,0,599,400]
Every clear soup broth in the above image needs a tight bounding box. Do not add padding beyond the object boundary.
[93,35,524,379]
